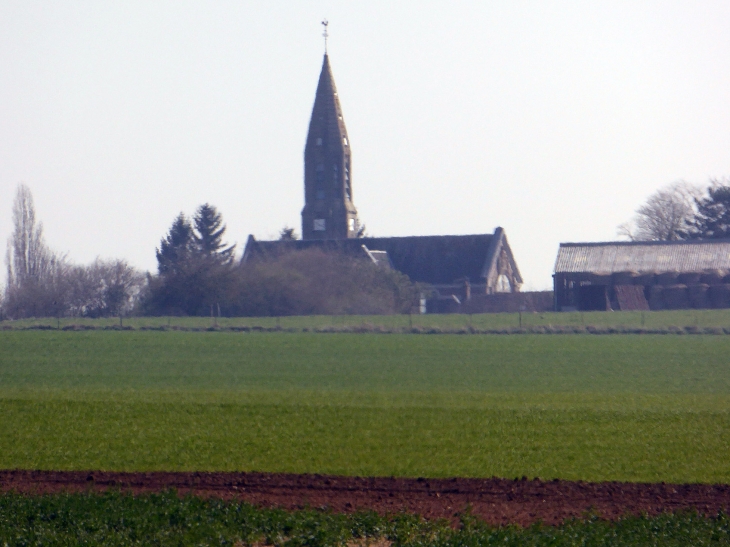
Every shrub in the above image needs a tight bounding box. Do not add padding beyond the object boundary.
[229,248,419,317]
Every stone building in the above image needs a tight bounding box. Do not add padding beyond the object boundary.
[553,239,730,311]
[243,228,523,303]
[242,51,526,312]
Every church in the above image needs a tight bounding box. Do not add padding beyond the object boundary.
[242,45,523,312]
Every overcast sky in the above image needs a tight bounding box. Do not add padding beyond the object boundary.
[1,1,729,290]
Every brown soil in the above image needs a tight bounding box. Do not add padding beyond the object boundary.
[1,470,729,527]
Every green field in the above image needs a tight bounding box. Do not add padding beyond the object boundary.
[1,331,729,482]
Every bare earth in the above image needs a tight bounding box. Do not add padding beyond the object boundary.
[2,470,729,527]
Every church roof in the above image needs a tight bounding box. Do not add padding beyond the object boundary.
[242,228,522,287]
[306,54,349,150]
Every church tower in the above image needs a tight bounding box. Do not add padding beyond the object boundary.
[301,52,358,240]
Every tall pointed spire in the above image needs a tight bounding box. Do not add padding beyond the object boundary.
[301,45,358,240]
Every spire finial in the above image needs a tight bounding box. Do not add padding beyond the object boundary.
[321,19,329,53]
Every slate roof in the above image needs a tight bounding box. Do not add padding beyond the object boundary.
[555,240,730,274]
[242,228,521,287]
[306,54,349,151]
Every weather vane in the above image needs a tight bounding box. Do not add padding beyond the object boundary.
[321,19,329,53]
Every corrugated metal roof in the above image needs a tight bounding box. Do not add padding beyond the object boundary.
[554,241,730,274]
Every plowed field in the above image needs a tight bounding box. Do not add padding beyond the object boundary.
[2,471,729,527]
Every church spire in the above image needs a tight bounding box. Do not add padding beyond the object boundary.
[301,43,358,240]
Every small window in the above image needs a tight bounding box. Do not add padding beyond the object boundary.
[314,219,326,231]
[343,137,348,146]
[496,274,511,293]
[316,138,322,146]
[348,218,355,231]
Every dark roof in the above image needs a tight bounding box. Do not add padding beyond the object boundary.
[555,239,730,274]
[243,228,521,286]
[306,54,349,150]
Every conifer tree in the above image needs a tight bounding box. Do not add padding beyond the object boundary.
[155,213,194,275]
[193,204,235,262]
[682,182,730,239]
[145,205,236,316]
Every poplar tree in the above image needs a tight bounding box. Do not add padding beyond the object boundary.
[3,184,67,318]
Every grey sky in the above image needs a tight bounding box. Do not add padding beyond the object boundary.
[1,1,729,290]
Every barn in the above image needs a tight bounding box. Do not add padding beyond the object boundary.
[553,239,730,311]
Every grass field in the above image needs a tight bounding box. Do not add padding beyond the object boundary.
[1,331,729,483]
[6,307,730,331]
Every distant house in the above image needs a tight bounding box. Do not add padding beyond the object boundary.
[242,227,524,312]
[553,239,730,311]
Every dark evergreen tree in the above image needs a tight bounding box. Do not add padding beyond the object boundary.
[682,184,730,239]
[144,205,236,316]
[155,213,194,275]
[193,204,235,262]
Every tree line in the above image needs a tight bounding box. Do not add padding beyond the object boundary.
[619,178,730,241]
[7,177,729,319]
[1,184,417,319]
[3,184,144,319]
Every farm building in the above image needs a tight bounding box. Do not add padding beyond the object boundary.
[553,239,730,311]
[242,227,525,313]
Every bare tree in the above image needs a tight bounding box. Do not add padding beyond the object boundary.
[6,183,55,287]
[618,181,702,241]
[95,259,145,316]
[278,226,298,241]
[3,184,69,318]
[67,259,145,317]
[3,184,147,319]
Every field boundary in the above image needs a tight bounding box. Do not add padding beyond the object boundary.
[2,470,729,527]
[3,323,730,335]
